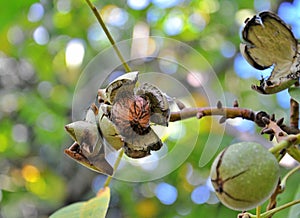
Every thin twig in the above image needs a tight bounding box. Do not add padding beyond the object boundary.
[84,0,131,73]
[256,205,261,218]
[268,133,300,154]
[103,149,124,188]
[169,102,300,135]
[239,199,300,218]
[84,0,130,190]
[290,98,299,129]
[266,180,283,217]
[170,104,256,123]
[261,199,300,218]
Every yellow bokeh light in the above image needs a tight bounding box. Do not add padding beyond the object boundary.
[26,177,46,197]
[22,165,41,183]
[136,199,158,218]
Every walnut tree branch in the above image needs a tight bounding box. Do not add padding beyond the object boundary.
[169,100,300,135]
[290,98,299,129]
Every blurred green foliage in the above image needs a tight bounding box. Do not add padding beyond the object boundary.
[0,0,299,218]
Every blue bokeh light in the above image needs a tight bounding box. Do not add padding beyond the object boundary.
[221,41,236,58]
[237,119,255,133]
[278,0,300,38]
[164,15,183,36]
[234,53,272,79]
[152,0,183,9]
[127,0,150,10]
[276,89,290,109]
[191,185,210,204]
[147,7,165,24]
[107,8,129,27]
[33,26,49,45]
[155,182,178,205]
[28,3,44,22]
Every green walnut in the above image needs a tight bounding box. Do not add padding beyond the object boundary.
[210,142,280,211]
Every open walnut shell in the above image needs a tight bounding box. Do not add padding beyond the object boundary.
[136,82,170,126]
[98,71,138,104]
[240,11,299,94]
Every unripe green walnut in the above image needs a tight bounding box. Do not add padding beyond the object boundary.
[210,142,280,211]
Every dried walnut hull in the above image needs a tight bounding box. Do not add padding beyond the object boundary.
[111,94,162,158]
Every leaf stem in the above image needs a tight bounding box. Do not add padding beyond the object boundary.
[260,199,300,218]
[240,199,300,218]
[103,149,124,188]
[84,0,131,73]
[256,206,261,218]
[268,134,300,154]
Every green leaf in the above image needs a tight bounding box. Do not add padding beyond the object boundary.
[50,187,110,218]
[288,185,300,218]
[288,87,300,103]
[50,202,84,218]
[80,187,111,217]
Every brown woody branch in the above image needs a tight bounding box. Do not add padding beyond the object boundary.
[290,98,299,129]
[169,101,299,135]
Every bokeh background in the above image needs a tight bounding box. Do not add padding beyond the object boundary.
[0,0,300,217]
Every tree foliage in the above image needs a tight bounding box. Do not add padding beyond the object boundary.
[0,0,299,218]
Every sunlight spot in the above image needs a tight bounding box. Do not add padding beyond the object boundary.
[22,165,40,183]
[278,2,295,24]
[155,182,178,205]
[65,39,85,68]
[88,24,104,42]
[191,185,210,204]
[234,54,272,79]
[107,7,128,27]
[164,15,183,36]
[152,0,183,9]
[33,26,49,45]
[127,0,150,10]
[227,117,254,132]
[28,3,44,22]
[278,1,300,38]
[276,89,290,109]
